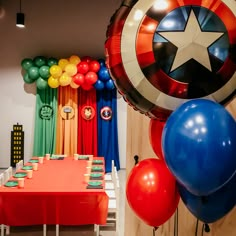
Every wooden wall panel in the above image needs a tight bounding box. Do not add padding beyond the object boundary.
[125,96,236,236]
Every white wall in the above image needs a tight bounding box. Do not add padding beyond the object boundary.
[0,0,127,168]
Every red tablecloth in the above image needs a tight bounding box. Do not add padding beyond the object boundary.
[0,157,108,226]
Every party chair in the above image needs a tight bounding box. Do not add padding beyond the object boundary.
[16,160,23,171]
[96,161,120,236]
[1,167,13,236]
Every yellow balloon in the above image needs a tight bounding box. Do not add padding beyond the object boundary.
[69,55,81,65]
[58,58,69,70]
[70,80,80,89]
[49,65,62,78]
[65,63,77,76]
[48,76,60,88]
[59,72,72,86]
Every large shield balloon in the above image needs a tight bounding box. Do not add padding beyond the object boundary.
[162,99,236,196]
[105,0,236,120]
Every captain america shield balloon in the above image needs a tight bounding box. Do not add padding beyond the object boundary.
[105,0,236,120]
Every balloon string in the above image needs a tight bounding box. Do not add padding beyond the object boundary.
[201,223,204,236]
[195,219,199,236]
[174,207,178,236]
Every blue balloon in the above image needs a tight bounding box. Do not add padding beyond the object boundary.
[93,80,104,90]
[105,79,115,90]
[178,172,236,223]
[98,66,111,82]
[162,99,236,196]
[98,58,106,67]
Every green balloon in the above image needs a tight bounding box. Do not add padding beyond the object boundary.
[47,57,58,67]
[21,58,34,71]
[36,77,48,90]
[39,65,50,79]
[28,66,39,80]
[34,56,47,67]
[23,73,35,84]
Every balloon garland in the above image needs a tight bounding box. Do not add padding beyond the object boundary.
[21,56,115,91]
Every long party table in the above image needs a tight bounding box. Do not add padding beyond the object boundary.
[0,157,108,226]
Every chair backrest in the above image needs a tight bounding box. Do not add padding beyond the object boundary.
[0,173,4,186]
[3,166,13,183]
[16,160,24,171]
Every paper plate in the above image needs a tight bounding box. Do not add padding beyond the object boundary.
[29,159,39,163]
[88,181,102,186]
[78,156,89,160]
[22,165,33,170]
[92,166,103,171]
[92,160,103,164]
[14,172,27,178]
[90,173,103,178]
[4,180,18,187]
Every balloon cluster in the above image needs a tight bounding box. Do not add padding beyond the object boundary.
[21,56,115,91]
[160,99,236,224]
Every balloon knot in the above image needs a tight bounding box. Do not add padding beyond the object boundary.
[204,223,210,233]
[154,226,159,231]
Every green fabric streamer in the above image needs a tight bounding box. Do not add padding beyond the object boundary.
[33,87,58,156]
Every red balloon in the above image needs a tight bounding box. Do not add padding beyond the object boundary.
[77,61,89,74]
[126,158,179,227]
[89,60,101,73]
[84,71,98,85]
[81,56,93,63]
[73,73,84,85]
[81,82,93,91]
[149,119,166,160]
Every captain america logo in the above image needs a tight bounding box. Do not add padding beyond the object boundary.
[105,0,236,120]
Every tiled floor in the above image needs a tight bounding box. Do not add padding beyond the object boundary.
[0,169,127,236]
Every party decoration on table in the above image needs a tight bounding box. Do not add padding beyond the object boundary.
[149,119,165,160]
[162,99,236,196]
[4,180,18,187]
[60,106,75,120]
[126,158,179,228]
[100,106,112,121]
[14,172,27,178]
[39,105,53,120]
[105,0,236,120]
[81,105,95,120]
[178,171,236,224]
[10,123,24,167]
[21,55,115,91]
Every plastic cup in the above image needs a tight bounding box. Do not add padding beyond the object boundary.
[84,174,90,183]
[87,160,92,167]
[73,154,78,160]
[45,154,50,160]
[26,169,33,179]
[38,156,44,164]
[18,178,25,188]
[32,162,38,171]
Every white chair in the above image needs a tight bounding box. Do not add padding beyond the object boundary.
[96,160,120,236]
[3,167,13,184]
[16,160,24,171]
[1,167,12,236]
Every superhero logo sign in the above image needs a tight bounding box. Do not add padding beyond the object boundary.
[105,0,236,120]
